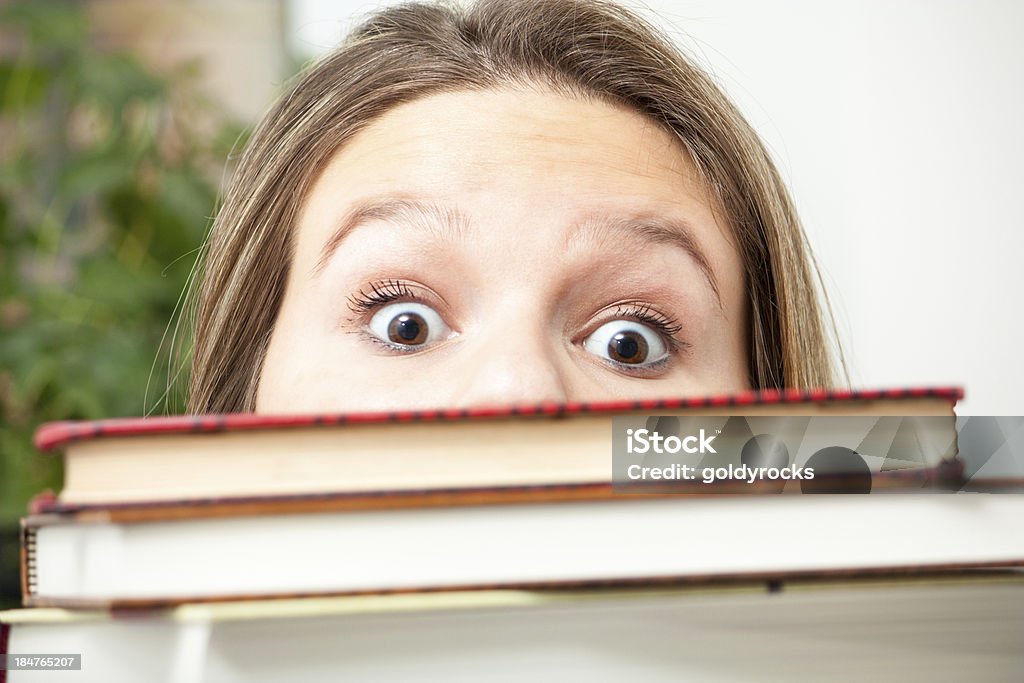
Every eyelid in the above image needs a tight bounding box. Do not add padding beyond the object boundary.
[578,301,688,350]
[346,279,452,319]
[343,279,459,355]
[568,301,691,380]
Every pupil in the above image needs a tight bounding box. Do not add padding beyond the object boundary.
[388,313,427,345]
[614,334,639,358]
[396,318,419,340]
[609,331,648,364]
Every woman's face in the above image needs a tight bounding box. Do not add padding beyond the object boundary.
[256,88,748,413]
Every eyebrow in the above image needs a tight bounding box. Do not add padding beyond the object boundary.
[315,197,470,273]
[315,196,721,304]
[566,214,722,305]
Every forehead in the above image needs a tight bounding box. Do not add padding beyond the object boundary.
[313,87,713,210]
[292,87,744,311]
[295,88,745,294]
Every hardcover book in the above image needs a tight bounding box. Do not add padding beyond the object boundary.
[35,387,962,507]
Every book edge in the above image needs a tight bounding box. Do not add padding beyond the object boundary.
[34,387,964,451]
[26,460,967,522]
[19,561,1024,612]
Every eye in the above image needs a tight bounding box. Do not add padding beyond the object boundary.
[367,302,452,349]
[583,321,670,367]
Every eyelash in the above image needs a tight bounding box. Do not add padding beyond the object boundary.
[346,279,417,314]
[610,302,683,340]
[345,281,690,362]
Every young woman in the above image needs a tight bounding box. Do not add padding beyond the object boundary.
[186,0,842,415]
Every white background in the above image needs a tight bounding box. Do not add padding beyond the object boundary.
[287,0,1024,414]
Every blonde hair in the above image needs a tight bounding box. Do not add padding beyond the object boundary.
[185,0,843,413]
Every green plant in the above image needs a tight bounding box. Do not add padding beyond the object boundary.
[0,1,244,525]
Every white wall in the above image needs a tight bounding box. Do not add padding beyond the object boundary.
[287,0,1024,414]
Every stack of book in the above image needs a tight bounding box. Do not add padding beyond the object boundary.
[2,388,1023,682]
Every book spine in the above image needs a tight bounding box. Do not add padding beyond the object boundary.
[20,520,38,606]
[0,619,9,683]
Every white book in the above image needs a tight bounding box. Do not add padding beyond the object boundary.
[23,491,1024,606]
[3,575,1024,682]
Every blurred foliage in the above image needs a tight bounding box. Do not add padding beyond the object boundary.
[0,0,246,524]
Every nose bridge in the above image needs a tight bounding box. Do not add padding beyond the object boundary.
[449,298,569,409]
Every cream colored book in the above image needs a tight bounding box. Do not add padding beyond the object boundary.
[33,388,961,506]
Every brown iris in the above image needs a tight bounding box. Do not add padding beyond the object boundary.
[608,331,648,364]
[387,312,428,345]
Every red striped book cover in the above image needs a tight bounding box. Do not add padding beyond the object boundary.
[35,386,964,450]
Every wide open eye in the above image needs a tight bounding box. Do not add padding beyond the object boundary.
[367,302,452,349]
[583,320,669,367]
